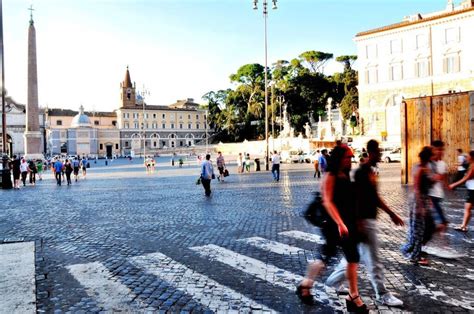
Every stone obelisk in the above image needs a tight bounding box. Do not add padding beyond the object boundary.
[24,7,42,158]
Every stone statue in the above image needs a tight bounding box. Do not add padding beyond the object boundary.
[304,122,311,138]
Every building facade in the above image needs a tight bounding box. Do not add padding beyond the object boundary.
[116,67,207,156]
[45,106,120,157]
[0,97,45,156]
[355,0,474,145]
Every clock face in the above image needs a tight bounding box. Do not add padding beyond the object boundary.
[127,88,132,93]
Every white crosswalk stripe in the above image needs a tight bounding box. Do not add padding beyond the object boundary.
[279,230,325,244]
[379,248,474,311]
[67,262,144,312]
[190,244,342,310]
[130,252,276,313]
[238,237,305,255]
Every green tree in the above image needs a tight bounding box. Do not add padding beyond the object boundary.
[299,51,334,73]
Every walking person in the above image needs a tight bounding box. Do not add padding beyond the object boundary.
[11,155,21,189]
[20,158,29,187]
[200,154,214,197]
[237,153,243,173]
[313,150,319,178]
[54,158,64,186]
[428,140,449,230]
[36,159,43,181]
[325,140,404,307]
[271,150,280,182]
[449,150,474,232]
[64,159,73,185]
[455,148,468,182]
[72,157,80,182]
[28,159,37,185]
[216,152,226,182]
[80,156,88,179]
[245,153,251,173]
[297,145,368,313]
[401,146,435,265]
[317,149,328,179]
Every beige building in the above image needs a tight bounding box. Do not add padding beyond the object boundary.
[45,106,120,157]
[355,0,474,145]
[116,67,207,156]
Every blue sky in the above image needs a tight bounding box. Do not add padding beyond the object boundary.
[4,0,449,112]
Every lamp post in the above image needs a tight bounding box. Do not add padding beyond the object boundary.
[205,109,208,154]
[0,0,7,158]
[253,0,277,171]
[139,87,149,163]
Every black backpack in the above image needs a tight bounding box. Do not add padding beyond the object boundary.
[303,192,330,227]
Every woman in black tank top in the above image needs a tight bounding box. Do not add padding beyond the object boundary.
[296,145,367,313]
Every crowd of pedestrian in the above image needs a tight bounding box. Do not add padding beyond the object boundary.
[294,139,474,311]
[7,154,91,188]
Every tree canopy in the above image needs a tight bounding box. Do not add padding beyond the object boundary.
[203,50,359,142]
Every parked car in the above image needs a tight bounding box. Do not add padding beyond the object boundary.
[382,147,401,163]
[281,150,303,163]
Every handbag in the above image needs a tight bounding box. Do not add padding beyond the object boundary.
[196,176,202,185]
[303,192,330,227]
[223,169,229,177]
[211,174,216,180]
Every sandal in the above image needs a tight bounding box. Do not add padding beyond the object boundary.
[417,257,429,266]
[454,226,468,233]
[296,284,315,305]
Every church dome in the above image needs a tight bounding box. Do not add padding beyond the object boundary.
[71,105,91,128]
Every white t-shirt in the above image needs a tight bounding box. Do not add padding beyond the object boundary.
[429,160,447,198]
[458,154,467,171]
[20,162,29,173]
[271,154,281,165]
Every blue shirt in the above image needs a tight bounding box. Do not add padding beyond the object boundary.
[201,160,214,180]
[318,155,327,171]
[54,161,63,173]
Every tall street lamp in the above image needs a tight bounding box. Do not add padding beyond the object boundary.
[0,0,7,158]
[253,0,277,171]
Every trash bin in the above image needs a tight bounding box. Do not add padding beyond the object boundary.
[254,158,261,171]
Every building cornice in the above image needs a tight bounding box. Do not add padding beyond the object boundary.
[355,7,474,39]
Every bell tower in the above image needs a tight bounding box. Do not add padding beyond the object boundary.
[120,66,136,108]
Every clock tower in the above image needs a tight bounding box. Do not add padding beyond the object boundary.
[120,66,136,108]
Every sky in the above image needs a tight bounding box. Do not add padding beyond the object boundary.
[3,0,450,112]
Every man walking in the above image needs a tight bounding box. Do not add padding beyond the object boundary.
[325,139,404,307]
[54,158,64,186]
[80,156,88,179]
[317,149,328,179]
[200,154,214,197]
[271,151,280,181]
[72,157,80,182]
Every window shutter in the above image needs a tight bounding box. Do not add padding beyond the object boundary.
[365,70,369,84]
[455,54,461,73]
[443,58,448,74]
[389,66,393,81]
[415,62,419,78]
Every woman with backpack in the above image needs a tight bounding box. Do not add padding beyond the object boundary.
[297,145,367,313]
[449,150,474,232]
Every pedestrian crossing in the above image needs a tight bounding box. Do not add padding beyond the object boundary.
[66,230,474,312]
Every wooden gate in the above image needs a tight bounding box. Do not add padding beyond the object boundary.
[401,92,473,184]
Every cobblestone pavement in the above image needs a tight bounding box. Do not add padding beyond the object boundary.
[1,158,474,313]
